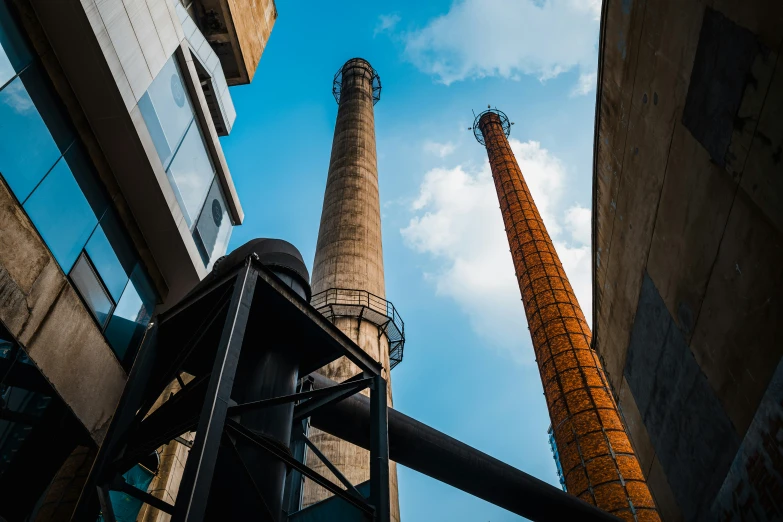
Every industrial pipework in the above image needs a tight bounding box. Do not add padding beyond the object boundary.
[75,239,621,522]
[472,109,660,521]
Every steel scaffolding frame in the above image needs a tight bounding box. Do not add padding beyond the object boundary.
[73,256,390,522]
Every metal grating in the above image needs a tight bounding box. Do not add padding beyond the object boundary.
[333,58,382,105]
[311,288,405,369]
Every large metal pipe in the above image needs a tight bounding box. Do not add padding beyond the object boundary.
[308,373,620,522]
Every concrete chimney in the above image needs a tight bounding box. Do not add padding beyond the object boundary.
[474,109,660,521]
[303,58,400,521]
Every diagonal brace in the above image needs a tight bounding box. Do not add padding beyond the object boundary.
[225,419,374,516]
[292,378,373,422]
[109,473,175,514]
[228,377,371,417]
[297,431,365,502]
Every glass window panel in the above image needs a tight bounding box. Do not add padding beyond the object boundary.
[0,76,61,202]
[166,121,214,226]
[193,178,232,269]
[85,225,128,302]
[0,0,33,86]
[0,42,13,88]
[69,253,114,328]
[63,142,109,221]
[24,157,98,273]
[139,55,194,168]
[105,266,155,367]
[20,63,75,153]
[105,464,154,521]
[99,208,139,276]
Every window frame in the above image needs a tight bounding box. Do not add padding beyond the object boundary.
[69,251,116,331]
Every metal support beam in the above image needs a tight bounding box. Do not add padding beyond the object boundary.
[298,433,365,502]
[292,378,373,422]
[253,265,382,376]
[225,434,277,522]
[308,373,621,522]
[109,473,175,515]
[226,419,375,517]
[173,263,258,522]
[97,484,117,522]
[74,323,160,520]
[369,375,390,522]
[228,377,372,416]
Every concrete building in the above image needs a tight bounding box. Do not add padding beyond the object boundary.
[0,0,276,519]
[593,1,783,520]
[474,109,659,521]
[303,57,402,522]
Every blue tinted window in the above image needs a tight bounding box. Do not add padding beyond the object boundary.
[0,42,13,87]
[193,178,232,269]
[139,55,194,168]
[105,266,154,366]
[85,226,128,302]
[0,76,61,201]
[166,120,214,226]
[0,0,33,86]
[24,157,98,272]
[21,63,75,153]
[64,142,108,220]
[70,253,114,328]
[100,208,139,276]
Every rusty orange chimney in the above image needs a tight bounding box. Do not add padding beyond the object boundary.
[473,109,659,522]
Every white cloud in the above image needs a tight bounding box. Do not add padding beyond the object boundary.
[401,140,592,362]
[564,204,591,244]
[1,80,34,114]
[374,14,401,36]
[571,71,597,97]
[402,0,599,89]
[423,140,457,158]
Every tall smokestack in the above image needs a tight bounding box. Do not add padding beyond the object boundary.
[473,109,659,522]
[304,58,400,521]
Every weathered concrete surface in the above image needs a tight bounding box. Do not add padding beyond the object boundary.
[711,357,783,521]
[0,178,126,444]
[594,0,783,519]
[193,0,277,86]
[226,0,276,84]
[305,58,400,521]
[625,273,740,521]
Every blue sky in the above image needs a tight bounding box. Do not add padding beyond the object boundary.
[222,1,601,519]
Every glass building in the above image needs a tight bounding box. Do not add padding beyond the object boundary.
[0,0,276,518]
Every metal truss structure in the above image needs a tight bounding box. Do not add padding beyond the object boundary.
[311,288,405,369]
[73,255,391,522]
[333,58,382,105]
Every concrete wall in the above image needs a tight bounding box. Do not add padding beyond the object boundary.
[593,0,783,520]
[188,0,276,86]
[305,59,400,521]
[225,0,275,84]
[0,177,126,444]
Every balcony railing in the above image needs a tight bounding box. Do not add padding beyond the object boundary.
[310,288,405,369]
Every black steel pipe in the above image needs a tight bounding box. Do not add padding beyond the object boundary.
[308,374,621,522]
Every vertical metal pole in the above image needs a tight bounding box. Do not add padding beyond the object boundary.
[173,263,258,522]
[369,375,389,522]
